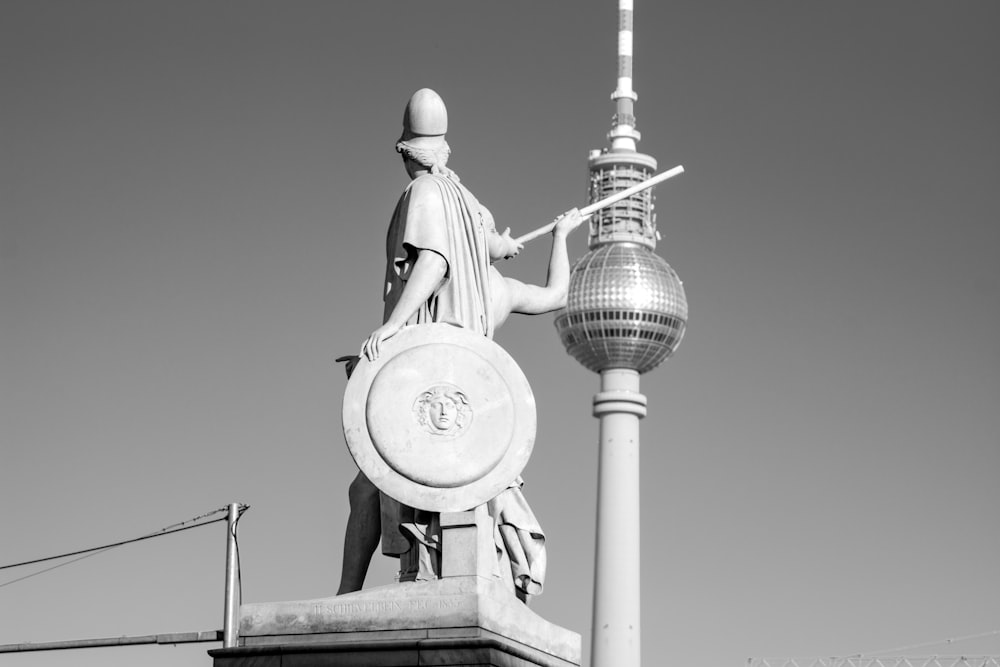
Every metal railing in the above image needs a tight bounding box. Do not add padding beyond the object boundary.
[0,502,245,655]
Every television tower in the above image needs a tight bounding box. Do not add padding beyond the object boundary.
[554,1,688,665]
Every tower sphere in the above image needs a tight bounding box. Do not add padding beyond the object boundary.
[555,242,687,374]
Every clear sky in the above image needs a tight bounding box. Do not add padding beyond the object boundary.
[2,2,998,666]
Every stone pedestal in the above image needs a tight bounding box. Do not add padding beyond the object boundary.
[209,576,580,667]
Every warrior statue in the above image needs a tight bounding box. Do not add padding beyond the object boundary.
[337,88,583,603]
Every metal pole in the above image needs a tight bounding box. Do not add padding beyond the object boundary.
[0,631,222,653]
[591,369,646,667]
[222,502,242,649]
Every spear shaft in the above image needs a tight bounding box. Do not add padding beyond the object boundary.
[514,164,684,244]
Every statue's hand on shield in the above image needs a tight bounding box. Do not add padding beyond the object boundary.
[362,320,404,362]
[362,249,448,361]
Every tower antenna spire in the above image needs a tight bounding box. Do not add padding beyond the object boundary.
[610,0,640,151]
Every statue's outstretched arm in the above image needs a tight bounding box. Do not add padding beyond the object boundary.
[362,249,447,360]
[508,209,585,316]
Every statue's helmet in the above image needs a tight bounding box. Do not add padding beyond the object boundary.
[399,88,448,151]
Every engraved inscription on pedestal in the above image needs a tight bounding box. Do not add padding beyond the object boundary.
[310,595,466,618]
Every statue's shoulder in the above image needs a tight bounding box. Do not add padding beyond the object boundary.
[407,173,449,196]
[405,173,466,210]
[400,175,450,224]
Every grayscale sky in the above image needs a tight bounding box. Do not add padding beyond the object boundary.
[2,2,998,666]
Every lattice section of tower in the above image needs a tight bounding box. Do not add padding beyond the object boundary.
[588,162,657,248]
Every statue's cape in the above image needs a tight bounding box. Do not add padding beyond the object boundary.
[383,173,494,338]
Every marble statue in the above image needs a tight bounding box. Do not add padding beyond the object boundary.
[337,88,584,603]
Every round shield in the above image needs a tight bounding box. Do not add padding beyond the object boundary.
[342,323,536,512]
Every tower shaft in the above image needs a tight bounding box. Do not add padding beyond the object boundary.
[591,369,646,667]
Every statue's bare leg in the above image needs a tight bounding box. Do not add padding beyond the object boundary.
[337,471,381,595]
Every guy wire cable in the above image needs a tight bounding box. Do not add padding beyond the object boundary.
[840,630,1000,659]
[0,506,231,588]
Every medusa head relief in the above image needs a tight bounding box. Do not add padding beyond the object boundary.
[413,384,472,437]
